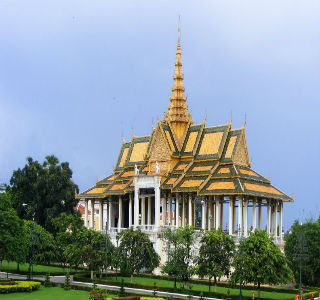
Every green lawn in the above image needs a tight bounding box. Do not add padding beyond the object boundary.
[0,286,117,300]
[1,261,83,274]
[107,276,296,300]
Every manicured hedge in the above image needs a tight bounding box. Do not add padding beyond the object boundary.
[0,281,41,293]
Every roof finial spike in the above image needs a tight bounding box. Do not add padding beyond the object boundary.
[121,131,125,144]
[203,109,207,125]
[243,113,247,128]
[229,110,233,125]
[96,177,99,184]
[151,117,154,129]
[268,174,271,181]
[131,127,134,139]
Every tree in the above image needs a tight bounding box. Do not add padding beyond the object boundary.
[285,220,320,286]
[0,192,26,271]
[231,230,292,299]
[24,220,56,273]
[197,229,235,292]
[9,155,78,234]
[117,228,160,283]
[162,226,197,288]
[52,212,84,267]
[67,228,114,279]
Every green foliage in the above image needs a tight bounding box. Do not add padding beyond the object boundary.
[285,220,320,286]
[44,273,52,287]
[65,271,71,290]
[89,283,106,300]
[117,228,160,277]
[162,226,196,285]
[0,192,26,266]
[9,155,79,234]
[66,229,114,277]
[52,212,84,266]
[0,281,41,293]
[231,230,292,294]
[24,220,56,267]
[119,279,126,297]
[197,229,235,288]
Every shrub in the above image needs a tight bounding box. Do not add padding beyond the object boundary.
[0,281,40,293]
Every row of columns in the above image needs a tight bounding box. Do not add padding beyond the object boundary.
[83,194,283,240]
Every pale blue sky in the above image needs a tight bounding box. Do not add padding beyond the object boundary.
[0,0,319,229]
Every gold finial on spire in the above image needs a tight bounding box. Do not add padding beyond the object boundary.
[74,188,78,197]
[178,14,181,45]
[229,110,233,125]
[96,177,99,184]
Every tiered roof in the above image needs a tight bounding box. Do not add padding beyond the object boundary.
[78,30,292,203]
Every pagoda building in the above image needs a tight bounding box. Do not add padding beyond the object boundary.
[77,31,292,250]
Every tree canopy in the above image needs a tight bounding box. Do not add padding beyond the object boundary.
[9,155,78,234]
[66,228,114,279]
[197,229,235,291]
[162,226,197,287]
[117,228,160,281]
[0,192,26,268]
[285,220,320,286]
[231,230,292,298]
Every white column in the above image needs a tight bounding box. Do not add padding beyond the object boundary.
[188,194,192,226]
[215,197,220,229]
[141,197,146,225]
[182,194,185,227]
[175,194,179,228]
[274,201,278,238]
[168,194,172,225]
[91,199,95,229]
[252,199,257,231]
[232,198,236,233]
[134,186,139,227]
[99,200,103,231]
[154,185,160,228]
[108,200,112,230]
[201,199,206,230]
[267,200,271,235]
[129,193,133,227]
[244,198,248,237]
[162,196,167,225]
[229,199,233,235]
[213,200,216,229]
[279,201,283,241]
[220,197,224,230]
[118,196,122,231]
[84,199,89,228]
[238,197,243,236]
[258,200,262,230]
[148,196,152,225]
[208,196,212,230]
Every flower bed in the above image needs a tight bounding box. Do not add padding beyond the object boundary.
[0,281,41,293]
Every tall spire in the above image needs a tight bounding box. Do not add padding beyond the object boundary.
[165,18,192,150]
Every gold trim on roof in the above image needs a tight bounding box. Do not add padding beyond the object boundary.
[244,183,283,196]
[192,165,212,172]
[198,132,224,156]
[180,179,204,188]
[129,142,149,162]
[119,148,129,167]
[225,136,237,159]
[207,181,235,191]
[240,169,259,177]
[86,187,107,194]
[218,167,231,174]
[185,131,198,152]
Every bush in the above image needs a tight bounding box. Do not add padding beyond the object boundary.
[0,281,41,293]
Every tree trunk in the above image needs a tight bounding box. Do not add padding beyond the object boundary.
[130,274,133,284]
[214,276,217,293]
[258,282,261,299]
[0,260,2,271]
[174,278,177,288]
[184,280,187,289]
[209,277,211,292]
[17,263,20,272]
[91,270,94,280]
